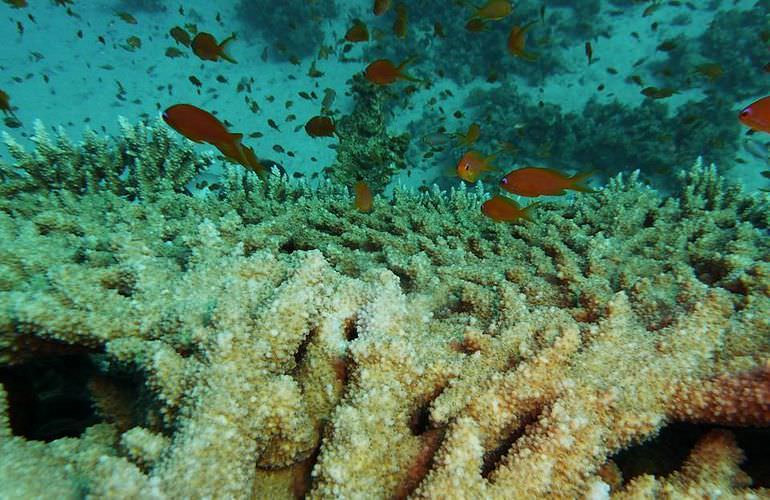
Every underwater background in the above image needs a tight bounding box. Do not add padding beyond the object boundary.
[0,0,769,498]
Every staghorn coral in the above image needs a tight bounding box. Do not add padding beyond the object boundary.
[0,121,768,498]
[327,74,411,193]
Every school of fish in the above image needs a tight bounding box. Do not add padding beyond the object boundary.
[2,0,766,220]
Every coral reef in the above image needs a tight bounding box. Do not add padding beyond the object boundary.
[0,121,768,498]
[327,74,410,193]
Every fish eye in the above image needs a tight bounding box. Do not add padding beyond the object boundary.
[740,109,750,117]
[501,177,508,184]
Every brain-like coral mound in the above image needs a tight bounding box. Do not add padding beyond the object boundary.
[0,121,768,498]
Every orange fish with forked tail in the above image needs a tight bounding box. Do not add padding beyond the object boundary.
[191,32,237,63]
[470,0,512,21]
[162,103,264,177]
[481,195,536,222]
[364,58,421,85]
[456,150,497,183]
[500,167,594,197]
[508,21,538,60]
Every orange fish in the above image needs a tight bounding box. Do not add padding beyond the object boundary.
[0,90,16,117]
[393,3,408,39]
[481,195,536,223]
[739,96,770,134]
[470,0,512,21]
[162,103,246,158]
[585,41,592,65]
[465,18,488,32]
[364,58,420,85]
[454,123,480,147]
[170,26,191,46]
[373,0,391,15]
[500,167,594,197]
[456,150,497,183]
[3,0,27,7]
[345,19,368,42]
[354,181,373,212]
[508,21,538,60]
[305,115,335,137]
[191,32,237,63]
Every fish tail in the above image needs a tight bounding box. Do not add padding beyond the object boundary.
[219,33,238,63]
[569,170,596,192]
[522,202,540,222]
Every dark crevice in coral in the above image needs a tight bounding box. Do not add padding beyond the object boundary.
[481,409,543,480]
[279,238,316,254]
[612,422,770,487]
[393,427,446,500]
[0,354,101,441]
[408,384,447,437]
[343,318,358,342]
[292,328,316,376]
[691,258,730,286]
[291,442,322,499]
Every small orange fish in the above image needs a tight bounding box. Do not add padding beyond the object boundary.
[470,0,512,21]
[364,58,420,85]
[373,0,391,15]
[456,150,497,183]
[739,96,770,134]
[500,167,594,197]
[585,41,592,65]
[393,3,408,39]
[454,123,480,147]
[3,0,27,7]
[481,195,536,223]
[508,21,538,60]
[345,19,368,42]
[170,26,191,46]
[305,115,335,137]
[191,32,237,63]
[465,18,488,32]
[354,181,373,212]
[0,90,16,117]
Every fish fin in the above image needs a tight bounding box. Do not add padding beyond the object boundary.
[569,170,596,192]
[396,55,417,72]
[522,201,540,222]
[517,50,539,61]
[482,154,499,171]
[229,132,243,144]
[219,33,238,63]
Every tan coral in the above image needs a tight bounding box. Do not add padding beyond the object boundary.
[0,123,768,498]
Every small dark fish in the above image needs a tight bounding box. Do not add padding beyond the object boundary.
[267,118,280,131]
[189,75,202,87]
[165,47,184,58]
[116,12,137,24]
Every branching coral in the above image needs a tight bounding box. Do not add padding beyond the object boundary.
[0,122,768,498]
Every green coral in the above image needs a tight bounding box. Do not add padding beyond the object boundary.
[328,75,410,193]
[0,118,209,200]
